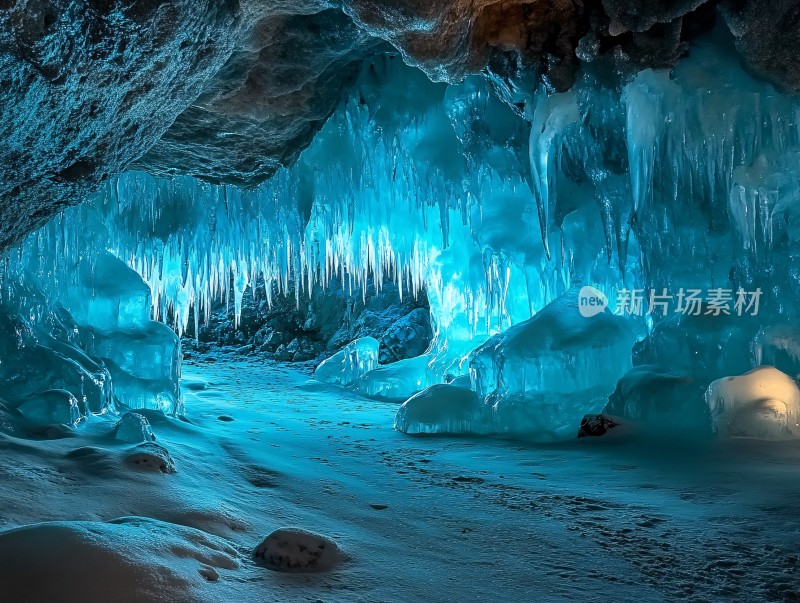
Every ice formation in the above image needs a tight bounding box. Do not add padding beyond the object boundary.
[9,29,800,439]
[313,337,380,387]
[705,366,800,439]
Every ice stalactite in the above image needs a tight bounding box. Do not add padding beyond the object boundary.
[13,34,800,438]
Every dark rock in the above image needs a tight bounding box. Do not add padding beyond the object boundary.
[182,276,431,366]
[378,307,433,364]
[577,414,620,438]
[720,0,800,92]
[123,442,176,473]
[253,528,340,572]
[136,9,386,186]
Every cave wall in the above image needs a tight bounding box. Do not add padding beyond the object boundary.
[2,1,800,252]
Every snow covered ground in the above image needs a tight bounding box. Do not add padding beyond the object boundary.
[0,358,798,602]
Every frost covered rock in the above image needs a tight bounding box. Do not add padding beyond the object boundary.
[378,308,433,364]
[469,291,640,440]
[253,528,340,573]
[313,337,379,387]
[113,412,156,444]
[17,390,82,427]
[705,366,800,439]
[0,0,242,250]
[395,383,488,435]
[123,442,176,474]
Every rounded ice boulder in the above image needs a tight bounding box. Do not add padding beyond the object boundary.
[253,528,340,572]
[395,383,487,435]
[705,366,800,439]
[17,389,82,427]
[113,412,156,443]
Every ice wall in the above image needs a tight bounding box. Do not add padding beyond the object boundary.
[14,32,800,438]
[12,223,183,416]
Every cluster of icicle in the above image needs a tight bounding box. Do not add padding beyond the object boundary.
[14,37,800,345]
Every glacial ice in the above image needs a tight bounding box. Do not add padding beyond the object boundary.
[604,365,708,431]
[17,390,82,428]
[9,32,800,438]
[313,337,380,387]
[113,412,157,444]
[705,366,800,439]
[464,290,640,439]
[353,355,432,401]
[395,383,487,435]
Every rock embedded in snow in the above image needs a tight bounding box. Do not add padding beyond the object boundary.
[705,366,800,439]
[253,528,340,572]
[123,442,176,474]
[577,414,621,438]
[113,412,157,444]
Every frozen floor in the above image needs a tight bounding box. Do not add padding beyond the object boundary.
[0,358,799,602]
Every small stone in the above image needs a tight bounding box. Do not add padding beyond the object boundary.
[123,442,176,474]
[253,528,340,572]
[577,414,620,438]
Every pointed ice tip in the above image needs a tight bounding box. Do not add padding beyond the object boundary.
[536,211,550,260]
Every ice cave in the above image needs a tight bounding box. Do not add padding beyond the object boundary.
[1,1,800,601]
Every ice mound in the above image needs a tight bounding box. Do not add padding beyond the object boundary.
[468,290,640,440]
[8,241,182,415]
[633,312,756,385]
[113,412,156,443]
[253,528,340,573]
[313,337,379,387]
[705,366,800,439]
[0,281,115,417]
[0,517,238,602]
[63,252,152,332]
[395,383,488,435]
[87,320,182,413]
[604,365,709,431]
[17,389,81,427]
[353,354,431,401]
